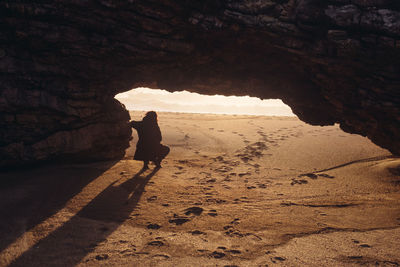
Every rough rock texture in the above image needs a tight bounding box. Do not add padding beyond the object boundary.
[0,1,399,168]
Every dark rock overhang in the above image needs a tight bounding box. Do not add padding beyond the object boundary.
[0,1,399,168]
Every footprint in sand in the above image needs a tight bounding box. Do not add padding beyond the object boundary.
[190,230,205,235]
[147,240,165,246]
[208,209,218,216]
[210,251,225,258]
[271,256,286,263]
[230,218,240,225]
[215,166,233,173]
[147,223,161,229]
[227,249,241,254]
[224,225,233,230]
[214,155,224,161]
[291,179,308,185]
[95,254,109,261]
[223,176,232,181]
[152,254,170,259]
[184,207,204,216]
[169,217,190,225]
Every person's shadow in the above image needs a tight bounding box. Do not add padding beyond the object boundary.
[9,167,160,267]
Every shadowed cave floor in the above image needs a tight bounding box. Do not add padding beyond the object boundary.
[0,112,399,266]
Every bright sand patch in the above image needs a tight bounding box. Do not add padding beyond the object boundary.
[0,111,399,266]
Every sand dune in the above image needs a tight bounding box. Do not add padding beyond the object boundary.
[0,111,399,266]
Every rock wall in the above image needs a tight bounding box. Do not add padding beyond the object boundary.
[0,1,399,168]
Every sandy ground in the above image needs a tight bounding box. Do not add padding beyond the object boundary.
[0,111,400,267]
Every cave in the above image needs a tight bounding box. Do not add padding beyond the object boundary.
[1,1,399,168]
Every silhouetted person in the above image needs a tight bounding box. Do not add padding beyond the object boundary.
[130,111,170,170]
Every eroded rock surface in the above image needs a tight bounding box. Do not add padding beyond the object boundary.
[0,1,399,167]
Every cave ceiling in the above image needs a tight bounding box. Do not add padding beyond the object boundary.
[0,0,399,167]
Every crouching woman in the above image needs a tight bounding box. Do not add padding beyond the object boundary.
[130,111,170,170]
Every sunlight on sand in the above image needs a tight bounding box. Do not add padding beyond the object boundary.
[1,112,398,266]
[115,87,295,116]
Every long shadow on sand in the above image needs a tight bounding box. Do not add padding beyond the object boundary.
[0,161,118,257]
[8,167,159,267]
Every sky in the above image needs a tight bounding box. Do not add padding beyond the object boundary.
[115,87,295,116]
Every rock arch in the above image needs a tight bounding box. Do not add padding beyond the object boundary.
[0,1,399,168]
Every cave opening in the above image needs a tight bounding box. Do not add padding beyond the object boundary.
[114,87,389,169]
[115,87,296,116]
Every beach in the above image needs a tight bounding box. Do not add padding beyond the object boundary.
[1,111,399,266]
